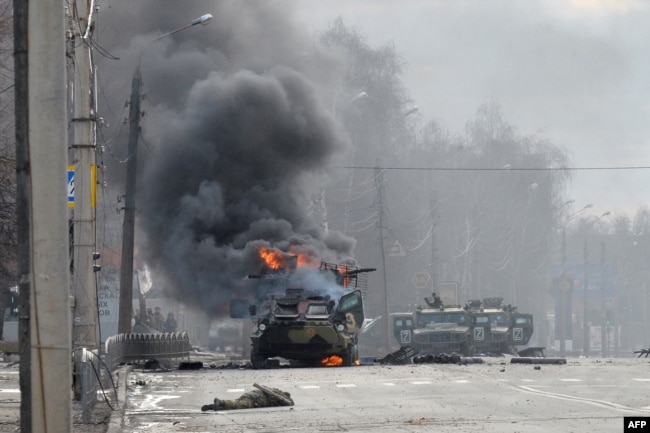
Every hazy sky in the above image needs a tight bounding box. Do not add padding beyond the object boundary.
[293,0,650,219]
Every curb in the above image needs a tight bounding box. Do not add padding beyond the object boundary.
[106,365,133,433]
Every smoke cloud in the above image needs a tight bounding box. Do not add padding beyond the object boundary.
[101,1,357,315]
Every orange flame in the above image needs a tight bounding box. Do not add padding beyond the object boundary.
[259,247,286,270]
[320,355,343,367]
[259,246,320,271]
[288,245,319,269]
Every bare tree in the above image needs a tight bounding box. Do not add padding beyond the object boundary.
[0,0,16,340]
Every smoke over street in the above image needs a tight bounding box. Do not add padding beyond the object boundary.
[101,2,356,314]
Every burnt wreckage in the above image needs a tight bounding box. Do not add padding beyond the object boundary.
[235,257,375,368]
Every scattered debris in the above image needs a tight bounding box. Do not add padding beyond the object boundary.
[412,353,483,365]
[511,357,566,365]
[406,417,427,425]
[517,347,546,357]
[210,361,249,369]
[634,348,650,358]
[376,346,418,365]
[178,361,204,370]
[143,358,173,370]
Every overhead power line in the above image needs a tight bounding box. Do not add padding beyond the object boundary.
[340,165,650,171]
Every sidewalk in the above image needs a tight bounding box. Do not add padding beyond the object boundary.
[0,359,131,433]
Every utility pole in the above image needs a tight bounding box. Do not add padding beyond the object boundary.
[118,66,141,334]
[582,211,609,357]
[15,1,72,431]
[375,167,391,351]
[70,1,100,397]
[600,241,607,357]
[583,238,589,356]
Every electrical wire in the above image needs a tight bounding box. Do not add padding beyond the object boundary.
[341,165,650,171]
[85,350,119,411]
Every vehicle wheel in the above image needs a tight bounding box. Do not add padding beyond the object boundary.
[342,345,359,366]
[250,343,267,369]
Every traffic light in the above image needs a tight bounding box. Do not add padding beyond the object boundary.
[92,252,101,273]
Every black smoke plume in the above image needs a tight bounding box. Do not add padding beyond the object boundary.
[100,1,356,315]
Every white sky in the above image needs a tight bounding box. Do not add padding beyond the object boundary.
[293,0,650,219]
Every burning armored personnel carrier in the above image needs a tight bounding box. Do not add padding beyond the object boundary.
[238,249,375,368]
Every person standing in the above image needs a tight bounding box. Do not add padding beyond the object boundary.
[152,306,165,331]
[163,312,178,333]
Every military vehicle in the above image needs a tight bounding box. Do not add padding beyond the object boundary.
[392,293,474,356]
[392,293,535,357]
[243,261,374,368]
[467,297,534,355]
[467,297,512,354]
[509,311,534,352]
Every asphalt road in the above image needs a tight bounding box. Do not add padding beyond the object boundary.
[121,355,650,433]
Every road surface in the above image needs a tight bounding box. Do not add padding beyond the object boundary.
[121,355,650,432]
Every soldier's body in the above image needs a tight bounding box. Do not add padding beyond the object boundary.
[201,385,293,411]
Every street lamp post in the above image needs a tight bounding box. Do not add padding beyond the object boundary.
[559,203,592,357]
[118,14,213,334]
[582,211,610,357]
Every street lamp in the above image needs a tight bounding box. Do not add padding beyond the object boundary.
[118,14,213,334]
[583,211,610,357]
[559,203,592,357]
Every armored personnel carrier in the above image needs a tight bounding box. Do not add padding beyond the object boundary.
[245,261,374,368]
[392,293,473,356]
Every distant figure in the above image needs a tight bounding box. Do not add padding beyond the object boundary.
[146,308,154,327]
[163,312,178,333]
[153,306,165,331]
[201,383,294,411]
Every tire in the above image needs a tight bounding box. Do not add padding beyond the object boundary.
[342,344,359,366]
[250,342,267,369]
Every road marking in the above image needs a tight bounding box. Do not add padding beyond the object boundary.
[520,379,535,382]
[300,385,320,389]
[0,389,19,393]
[336,384,357,388]
[633,378,650,382]
[518,385,650,413]
[383,382,396,386]
[454,380,470,383]
[410,381,432,385]
[226,388,245,393]
[559,379,583,382]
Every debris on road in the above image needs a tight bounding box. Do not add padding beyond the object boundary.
[511,357,566,365]
[376,346,417,365]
